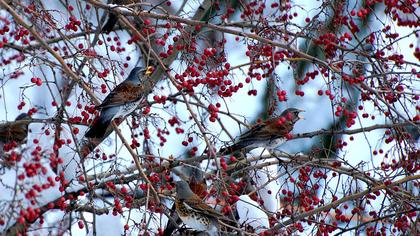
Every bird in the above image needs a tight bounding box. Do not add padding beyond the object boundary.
[219,108,304,154]
[102,0,138,33]
[0,113,31,144]
[175,181,222,236]
[85,66,154,138]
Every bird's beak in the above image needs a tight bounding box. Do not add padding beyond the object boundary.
[145,66,154,76]
[298,110,305,120]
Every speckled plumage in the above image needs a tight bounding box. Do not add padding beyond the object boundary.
[175,181,220,236]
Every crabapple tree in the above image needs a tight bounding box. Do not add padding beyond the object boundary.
[0,0,419,235]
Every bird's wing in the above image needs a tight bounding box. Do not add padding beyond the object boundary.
[265,117,293,137]
[186,197,224,218]
[219,123,271,153]
[0,124,27,143]
[219,117,293,153]
[236,122,275,143]
[0,124,11,142]
[237,117,293,141]
[97,83,145,109]
[9,124,28,142]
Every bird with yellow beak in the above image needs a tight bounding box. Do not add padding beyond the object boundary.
[85,66,154,138]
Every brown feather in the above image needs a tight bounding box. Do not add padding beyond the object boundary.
[184,195,224,218]
[219,108,303,154]
[189,181,207,199]
[234,118,292,143]
[0,120,29,143]
[97,83,145,109]
[264,117,294,136]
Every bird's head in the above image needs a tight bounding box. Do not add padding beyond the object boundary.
[15,113,31,121]
[175,181,195,200]
[14,113,31,129]
[281,108,304,124]
[127,66,155,83]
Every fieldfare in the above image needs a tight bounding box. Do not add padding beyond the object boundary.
[0,113,31,144]
[175,181,222,236]
[219,108,304,154]
[85,66,154,138]
[102,0,138,33]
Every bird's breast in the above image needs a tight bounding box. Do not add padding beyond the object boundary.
[178,211,212,231]
[175,200,190,217]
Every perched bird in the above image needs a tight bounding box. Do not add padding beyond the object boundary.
[0,113,31,144]
[85,66,154,138]
[164,167,207,236]
[175,181,222,236]
[219,108,304,154]
[102,0,138,33]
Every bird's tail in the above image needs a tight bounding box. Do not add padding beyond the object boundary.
[85,109,114,138]
[102,13,118,33]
